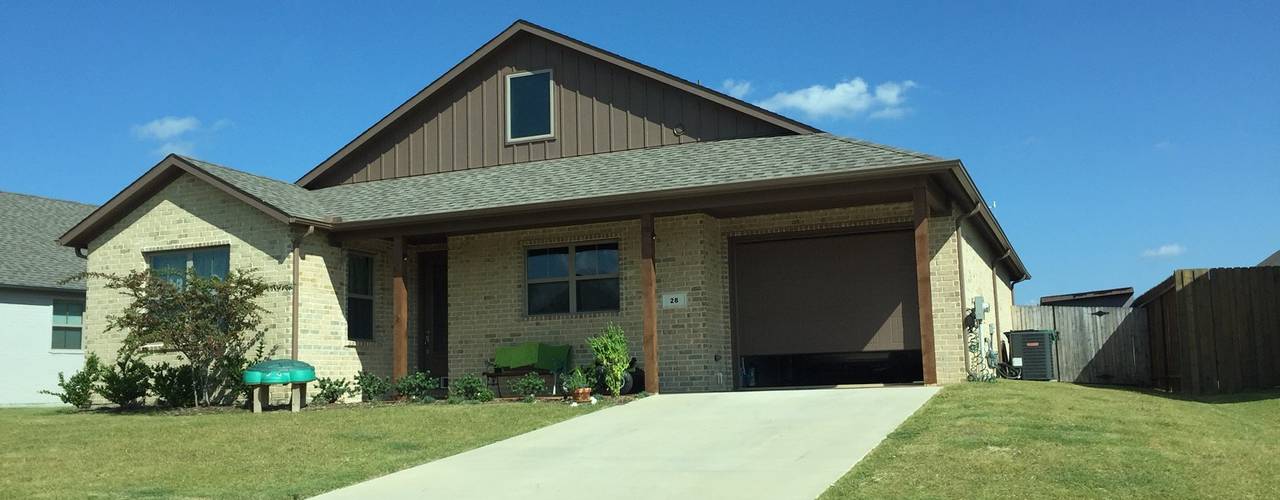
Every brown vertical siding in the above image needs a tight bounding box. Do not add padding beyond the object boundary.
[314,33,792,187]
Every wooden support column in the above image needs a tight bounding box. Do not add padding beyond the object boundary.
[392,236,409,381]
[640,215,660,394]
[914,186,938,384]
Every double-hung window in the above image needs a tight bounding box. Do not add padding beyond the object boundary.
[506,69,555,142]
[526,242,619,315]
[51,300,84,350]
[347,253,374,340]
[147,246,230,286]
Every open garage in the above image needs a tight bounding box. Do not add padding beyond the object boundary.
[731,227,924,388]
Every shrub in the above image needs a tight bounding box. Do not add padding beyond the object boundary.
[587,323,631,396]
[511,373,546,400]
[73,268,289,407]
[97,349,152,408]
[355,371,393,401]
[448,373,494,403]
[395,372,440,402]
[313,377,353,405]
[41,353,103,409]
[151,362,196,408]
[561,367,590,392]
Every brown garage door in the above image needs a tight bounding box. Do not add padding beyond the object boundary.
[732,230,920,357]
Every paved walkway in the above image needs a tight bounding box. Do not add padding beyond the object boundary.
[316,386,938,500]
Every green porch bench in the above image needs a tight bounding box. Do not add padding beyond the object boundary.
[484,343,571,397]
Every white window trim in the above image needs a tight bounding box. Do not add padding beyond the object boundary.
[505,69,556,144]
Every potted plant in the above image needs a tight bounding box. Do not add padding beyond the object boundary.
[562,367,592,403]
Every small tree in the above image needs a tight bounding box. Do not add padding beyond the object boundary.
[76,268,288,407]
[587,323,631,396]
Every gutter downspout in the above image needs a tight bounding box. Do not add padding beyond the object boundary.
[291,225,315,360]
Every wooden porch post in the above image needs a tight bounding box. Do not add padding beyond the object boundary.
[640,215,660,394]
[914,185,938,385]
[392,236,409,381]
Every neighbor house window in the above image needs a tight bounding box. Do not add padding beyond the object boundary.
[147,246,230,287]
[526,242,619,315]
[506,69,554,142]
[347,253,374,340]
[51,300,84,350]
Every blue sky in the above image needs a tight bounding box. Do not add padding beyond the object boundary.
[2,1,1277,303]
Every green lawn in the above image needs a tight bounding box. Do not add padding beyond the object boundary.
[0,401,607,499]
[822,381,1280,499]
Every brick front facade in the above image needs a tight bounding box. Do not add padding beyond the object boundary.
[84,178,1006,395]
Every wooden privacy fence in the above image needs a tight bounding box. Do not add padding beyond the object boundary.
[1011,305,1150,386]
[1134,267,1280,395]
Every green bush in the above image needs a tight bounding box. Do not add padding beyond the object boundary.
[394,372,440,402]
[97,349,152,408]
[448,373,494,403]
[313,377,353,405]
[151,362,196,408]
[355,371,392,401]
[560,367,591,392]
[40,353,103,409]
[511,373,546,399]
[587,323,631,396]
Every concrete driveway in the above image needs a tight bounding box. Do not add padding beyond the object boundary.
[316,386,938,500]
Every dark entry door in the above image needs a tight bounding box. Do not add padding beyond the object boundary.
[418,251,448,379]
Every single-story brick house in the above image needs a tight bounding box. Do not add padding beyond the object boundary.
[58,20,1028,395]
[2,192,95,405]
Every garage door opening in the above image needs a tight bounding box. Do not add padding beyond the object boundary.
[731,228,923,388]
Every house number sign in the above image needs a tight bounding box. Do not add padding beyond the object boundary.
[661,292,688,309]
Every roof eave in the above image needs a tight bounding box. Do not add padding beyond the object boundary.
[58,155,324,249]
[328,159,958,235]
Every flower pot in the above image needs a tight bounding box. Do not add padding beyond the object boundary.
[572,387,593,403]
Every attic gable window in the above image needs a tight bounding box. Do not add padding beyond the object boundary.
[506,69,555,142]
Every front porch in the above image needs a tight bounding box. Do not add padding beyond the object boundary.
[328,176,964,393]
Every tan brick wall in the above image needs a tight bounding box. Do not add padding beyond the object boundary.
[84,173,391,403]
[929,208,966,383]
[446,220,644,383]
[442,202,978,392]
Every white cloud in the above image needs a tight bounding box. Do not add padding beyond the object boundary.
[131,115,232,157]
[151,142,196,157]
[1142,243,1186,258]
[757,77,916,120]
[132,116,201,140]
[721,79,753,99]
[1153,140,1173,150]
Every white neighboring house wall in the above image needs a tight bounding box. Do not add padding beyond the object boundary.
[0,288,86,405]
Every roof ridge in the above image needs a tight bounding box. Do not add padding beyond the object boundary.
[0,190,97,208]
[819,134,942,162]
[177,155,301,188]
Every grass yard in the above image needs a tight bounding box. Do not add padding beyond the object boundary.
[0,401,609,499]
[822,381,1280,499]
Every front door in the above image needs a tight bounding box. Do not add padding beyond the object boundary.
[417,251,449,380]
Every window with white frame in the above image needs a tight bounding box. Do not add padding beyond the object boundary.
[526,242,619,315]
[51,300,84,350]
[347,253,374,340]
[506,69,555,142]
